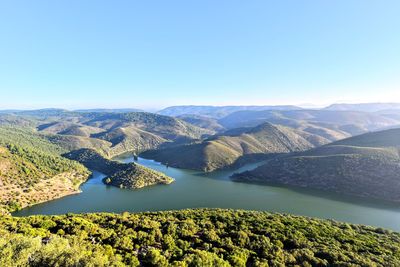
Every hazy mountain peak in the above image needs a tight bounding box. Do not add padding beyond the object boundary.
[324,103,400,112]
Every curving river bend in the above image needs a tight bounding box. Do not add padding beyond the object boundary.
[14,155,400,231]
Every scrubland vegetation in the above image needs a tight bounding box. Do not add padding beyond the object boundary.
[233,128,400,202]
[1,209,399,266]
[0,127,89,214]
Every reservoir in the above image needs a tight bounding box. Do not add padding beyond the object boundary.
[14,155,400,231]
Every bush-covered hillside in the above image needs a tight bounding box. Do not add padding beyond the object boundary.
[0,127,90,214]
[1,209,399,266]
[233,128,400,202]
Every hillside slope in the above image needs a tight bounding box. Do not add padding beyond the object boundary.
[0,127,90,214]
[1,209,399,266]
[233,128,400,202]
[142,123,326,172]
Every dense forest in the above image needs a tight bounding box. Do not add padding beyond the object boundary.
[1,209,399,266]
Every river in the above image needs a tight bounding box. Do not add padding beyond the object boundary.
[13,155,400,231]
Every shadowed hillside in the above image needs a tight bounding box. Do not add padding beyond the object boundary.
[233,128,400,202]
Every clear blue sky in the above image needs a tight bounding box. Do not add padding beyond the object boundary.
[0,1,399,110]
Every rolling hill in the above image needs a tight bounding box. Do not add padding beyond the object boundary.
[142,122,327,172]
[233,128,400,202]
[1,111,215,158]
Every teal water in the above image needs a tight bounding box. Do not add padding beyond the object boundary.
[14,156,400,231]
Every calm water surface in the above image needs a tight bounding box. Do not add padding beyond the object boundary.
[14,156,400,231]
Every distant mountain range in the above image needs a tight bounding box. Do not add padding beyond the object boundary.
[74,108,144,113]
[324,103,400,112]
[157,105,302,118]
[2,102,400,117]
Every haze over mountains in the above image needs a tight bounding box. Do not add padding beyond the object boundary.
[158,105,301,118]
[324,103,400,112]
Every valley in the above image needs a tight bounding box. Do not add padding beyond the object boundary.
[2,106,400,210]
[2,105,400,265]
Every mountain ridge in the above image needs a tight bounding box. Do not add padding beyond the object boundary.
[142,122,325,172]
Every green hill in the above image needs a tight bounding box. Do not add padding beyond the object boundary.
[142,123,326,172]
[1,209,399,266]
[233,128,400,202]
[64,148,173,189]
[0,127,90,214]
